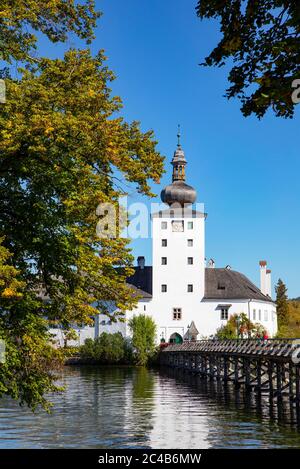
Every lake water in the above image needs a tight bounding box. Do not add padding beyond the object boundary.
[0,366,300,449]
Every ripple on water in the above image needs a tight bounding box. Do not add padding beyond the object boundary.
[0,367,300,448]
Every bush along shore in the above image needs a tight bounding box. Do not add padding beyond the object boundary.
[65,315,159,367]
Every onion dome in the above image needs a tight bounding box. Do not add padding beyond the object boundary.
[161,126,197,207]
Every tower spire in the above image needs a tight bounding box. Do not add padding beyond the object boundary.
[177,124,181,148]
[172,125,186,183]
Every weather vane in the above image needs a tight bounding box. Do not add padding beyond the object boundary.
[177,124,181,147]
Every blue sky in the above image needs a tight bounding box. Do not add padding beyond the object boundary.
[39,0,300,297]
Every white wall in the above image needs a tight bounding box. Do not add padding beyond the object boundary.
[49,326,95,347]
[67,295,277,346]
[150,208,206,342]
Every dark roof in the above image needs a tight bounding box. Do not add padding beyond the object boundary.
[127,266,273,303]
[127,266,152,297]
[204,268,273,302]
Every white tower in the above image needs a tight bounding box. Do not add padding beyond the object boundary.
[150,128,206,343]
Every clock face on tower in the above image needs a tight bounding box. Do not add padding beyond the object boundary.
[172,220,184,232]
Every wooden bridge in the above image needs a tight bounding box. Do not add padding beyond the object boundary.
[160,339,300,403]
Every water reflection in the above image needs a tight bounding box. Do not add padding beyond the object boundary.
[0,366,299,448]
[160,367,300,448]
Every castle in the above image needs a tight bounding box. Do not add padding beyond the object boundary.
[51,133,278,346]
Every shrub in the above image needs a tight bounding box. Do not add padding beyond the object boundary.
[216,313,265,340]
[80,332,128,364]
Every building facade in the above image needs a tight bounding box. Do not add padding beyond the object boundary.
[51,135,277,346]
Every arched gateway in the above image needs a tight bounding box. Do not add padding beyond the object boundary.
[169,333,183,344]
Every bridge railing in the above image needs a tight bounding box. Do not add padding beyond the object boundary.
[161,338,300,360]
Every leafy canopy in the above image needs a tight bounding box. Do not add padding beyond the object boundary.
[196,1,300,118]
[1,48,164,326]
[0,0,99,65]
[0,50,164,408]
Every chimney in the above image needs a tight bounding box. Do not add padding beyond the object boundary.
[259,260,271,296]
[137,256,145,270]
[208,258,215,269]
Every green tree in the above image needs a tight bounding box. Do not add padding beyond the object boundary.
[128,315,157,366]
[275,278,289,329]
[196,1,300,118]
[0,44,164,409]
[80,333,127,363]
[0,0,99,66]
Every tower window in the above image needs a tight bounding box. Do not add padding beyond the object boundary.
[170,210,175,218]
[161,257,167,265]
[220,308,229,321]
[259,310,262,321]
[253,309,256,321]
[264,310,268,321]
[162,239,167,247]
[187,257,193,265]
[161,284,167,293]
[173,308,182,320]
[188,239,193,247]
[187,284,193,292]
[161,221,167,229]
[187,221,193,230]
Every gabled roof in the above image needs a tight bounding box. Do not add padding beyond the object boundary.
[204,268,273,302]
[126,266,274,303]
